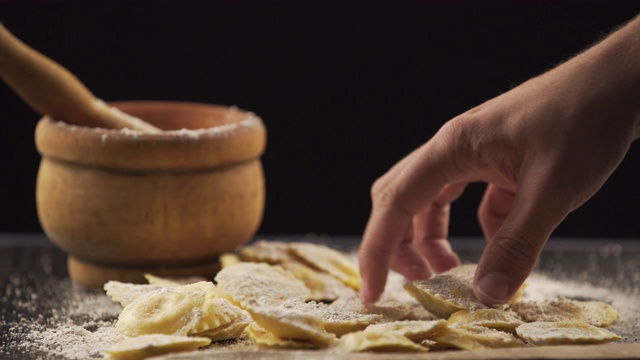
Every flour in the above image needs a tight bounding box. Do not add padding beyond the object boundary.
[521,273,640,343]
[2,250,639,359]
[404,264,489,318]
[1,276,123,360]
[279,298,381,325]
[214,262,311,307]
[53,103,259,143]
[18,322,124,359]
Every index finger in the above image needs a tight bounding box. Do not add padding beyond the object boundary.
[358,122,474,304]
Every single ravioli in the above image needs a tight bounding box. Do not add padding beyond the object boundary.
[431,324,525,350]
[288,242,361,290]
[279,299,382,337]
[512,297,619,327]
[339,330,428,353]
[219,253,241,268]
[116,282,247,338]
[239,240,296,264]
[364,320,447,342]
[102,334,211,360]
[214,262,311,307]
[515,321,621,345]
[445,266,525,306]
[404,267,485,318]
[330,292,426,322]
[404,264,523,318]
[246,323,318,350]
[104,281,165,307]
[244,300,337,347]
[144,274,207,287]
[276,261,355,302]
[447,309,524,334]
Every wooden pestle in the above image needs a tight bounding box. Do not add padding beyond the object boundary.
[0,23,161,133]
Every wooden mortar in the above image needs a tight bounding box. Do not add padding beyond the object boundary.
[35,101,266,287]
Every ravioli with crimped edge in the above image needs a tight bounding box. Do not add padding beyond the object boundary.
[447,309,524,334]
[115,282,249,338]
[432,324,526,350]
[339,330,429,353]
[403,264,524,318]
[102,334,211,360]
[512,296,619,327]
[515,321,621,345]
[100,241,624,357]
[244,299,337,347]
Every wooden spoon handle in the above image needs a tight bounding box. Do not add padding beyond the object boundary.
[0,23,161,133]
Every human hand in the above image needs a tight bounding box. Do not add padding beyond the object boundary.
[358,15,640,306]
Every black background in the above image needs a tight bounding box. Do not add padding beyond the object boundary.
[1,0,639,239]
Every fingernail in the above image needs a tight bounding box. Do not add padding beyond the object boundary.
[475,272,511,305]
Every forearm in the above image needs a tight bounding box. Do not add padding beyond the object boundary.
[558,14,640,141]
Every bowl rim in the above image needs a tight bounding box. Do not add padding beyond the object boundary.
[35,101,267,171]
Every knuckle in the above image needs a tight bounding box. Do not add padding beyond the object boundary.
[359,239,393,260]
[369,177,406,215]
[370,177,387,200]
[438,116,486,172]
[489,231,539,271]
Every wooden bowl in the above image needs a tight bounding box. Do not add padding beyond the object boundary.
[35,101,266,287]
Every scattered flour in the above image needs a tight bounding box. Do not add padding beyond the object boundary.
[2,249,639,359]
[1,275,124,359]
[19,322,124,359]
[521,273,640,343]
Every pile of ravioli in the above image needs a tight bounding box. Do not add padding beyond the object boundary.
[101,241,621,359]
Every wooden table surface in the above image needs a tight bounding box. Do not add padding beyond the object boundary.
[1,234,639,359]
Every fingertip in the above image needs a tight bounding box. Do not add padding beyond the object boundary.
[357,251,385,305]
[358,279,381,305]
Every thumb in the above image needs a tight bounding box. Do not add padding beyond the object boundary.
[473,178,569,306]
